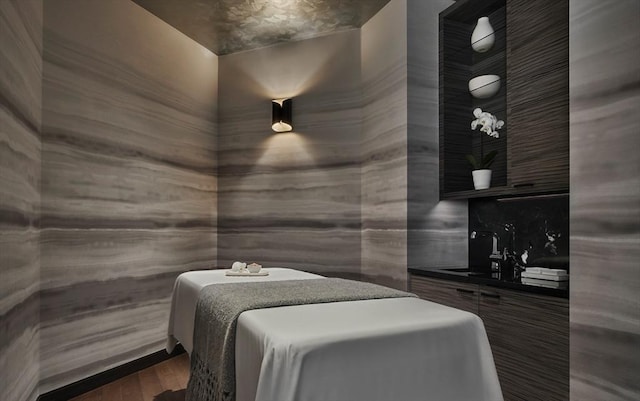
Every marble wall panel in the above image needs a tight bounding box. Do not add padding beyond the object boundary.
[39,228,216,389]
[217,30,362,278]
[216,229,361,280]
[40,0,218,392]
[360,0,408,289]
[570,1,640,400]
[361,230,408,289]
[0,1,42,400]
[406,0,466,272]
[408,201,468,269]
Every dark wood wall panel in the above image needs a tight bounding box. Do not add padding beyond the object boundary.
[440,18,474,193]
[506,0,569,191]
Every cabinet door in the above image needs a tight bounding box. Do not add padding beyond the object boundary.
[478,287,569,401]
[409,275,478,314]
[506,0,569,193]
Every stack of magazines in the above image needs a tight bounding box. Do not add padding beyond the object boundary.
[521,267,568,289]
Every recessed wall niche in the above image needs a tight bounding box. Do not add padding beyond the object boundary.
[439,0,507,196]
[439,0,569,199]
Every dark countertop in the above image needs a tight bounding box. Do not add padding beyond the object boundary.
[409,267,569,299]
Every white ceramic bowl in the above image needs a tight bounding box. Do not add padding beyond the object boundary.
[468,75,501,99]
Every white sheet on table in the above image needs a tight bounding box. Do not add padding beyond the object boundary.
[167,269,503,401]
[166,268,323,354]
[236,297,503,401]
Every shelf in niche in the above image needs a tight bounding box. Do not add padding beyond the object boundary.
[441,186,569,201]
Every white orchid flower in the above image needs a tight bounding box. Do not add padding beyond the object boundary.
[471,108,504,138]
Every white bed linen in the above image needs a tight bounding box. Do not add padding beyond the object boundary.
[166,268,323,354]
[237,298,502,401]
[167,268,503,401]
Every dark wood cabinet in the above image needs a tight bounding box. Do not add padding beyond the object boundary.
[439,0,568,199]
[409,274,478,314]
[506,0,569,193]
[478,287,569,401]
[409,274,569,401]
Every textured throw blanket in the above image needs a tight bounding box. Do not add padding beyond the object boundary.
[185,278,416,401]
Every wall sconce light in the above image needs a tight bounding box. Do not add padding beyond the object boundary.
[272,98,293,132]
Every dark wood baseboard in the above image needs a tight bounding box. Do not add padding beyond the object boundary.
[37,345,186,401]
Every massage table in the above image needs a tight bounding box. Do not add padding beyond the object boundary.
[166,268,503,401]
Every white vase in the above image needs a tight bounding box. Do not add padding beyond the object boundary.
[471,17,495,53]
[472,169,492,190]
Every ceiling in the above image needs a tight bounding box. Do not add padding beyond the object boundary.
[132,0,391,55]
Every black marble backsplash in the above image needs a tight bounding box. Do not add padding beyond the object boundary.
[469,194,569,272]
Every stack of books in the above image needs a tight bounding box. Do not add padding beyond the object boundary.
[521,267,568,289]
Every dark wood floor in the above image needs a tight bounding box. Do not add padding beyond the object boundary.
[70,353,190,401]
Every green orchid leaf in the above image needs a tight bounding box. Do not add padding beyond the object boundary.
[481,150,498,168]
[465,154,480,170]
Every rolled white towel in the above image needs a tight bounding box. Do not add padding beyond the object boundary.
[247,263,262,273]
[525,267,567,276]
[231,261,247,272]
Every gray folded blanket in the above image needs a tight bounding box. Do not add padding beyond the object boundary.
[185,278,416,401]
